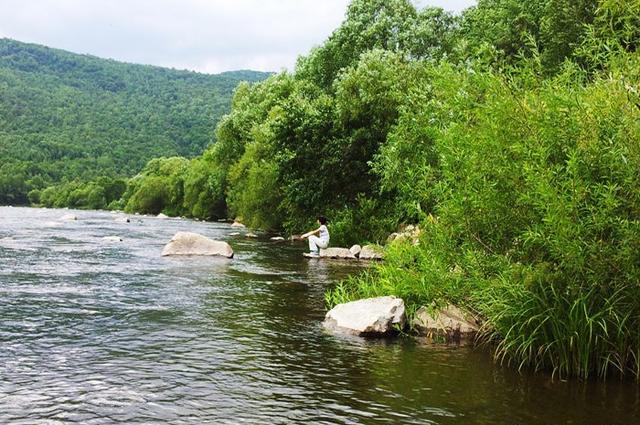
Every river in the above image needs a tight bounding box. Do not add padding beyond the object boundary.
[0,207,638,424]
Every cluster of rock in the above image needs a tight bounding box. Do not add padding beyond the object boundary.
[387,224,421,245]
[323,296,479,343]
[303,244,384,261]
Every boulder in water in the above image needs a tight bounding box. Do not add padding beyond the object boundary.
[157,213,169,219]
[323,296,406,336]
[412,305,479,342]
[161,232,233,258]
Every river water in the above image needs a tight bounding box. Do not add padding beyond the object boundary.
[0,207,638,424]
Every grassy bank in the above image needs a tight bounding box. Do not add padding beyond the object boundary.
[327,52,640,380]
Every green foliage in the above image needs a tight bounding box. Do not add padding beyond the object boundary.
[0,38,270,204]
[38,176,127,210]
[122,157,189,215]
[333,52,640,379]
[460,0,598,72]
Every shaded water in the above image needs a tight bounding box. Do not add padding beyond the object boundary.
[0,207,638,424]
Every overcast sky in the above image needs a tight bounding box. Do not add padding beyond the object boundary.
[0,0,476,74]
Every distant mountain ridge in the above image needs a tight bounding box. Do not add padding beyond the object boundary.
[0,38,271,204]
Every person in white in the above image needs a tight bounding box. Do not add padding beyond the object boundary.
[302,216,330,256]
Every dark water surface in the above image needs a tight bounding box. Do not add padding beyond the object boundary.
[1,207,638,424]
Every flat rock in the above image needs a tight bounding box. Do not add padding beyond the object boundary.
[323,296,406,336]
[320,247,356,259]
[412,305,479,342]
[161,231,233,258]
[359,244,384,260]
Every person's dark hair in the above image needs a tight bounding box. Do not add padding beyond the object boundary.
[317,216,328,225]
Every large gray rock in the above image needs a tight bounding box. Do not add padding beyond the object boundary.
[359,244,384,260]
[323,296,406,336]
[319,247,356,259]
[412,305,479,342]
[161,232,233,258]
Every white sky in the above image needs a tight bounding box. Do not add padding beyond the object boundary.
[0,0,476,74]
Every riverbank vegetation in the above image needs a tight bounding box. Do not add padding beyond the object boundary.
[21,0,640,379]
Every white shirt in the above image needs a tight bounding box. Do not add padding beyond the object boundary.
[319,225,330,242]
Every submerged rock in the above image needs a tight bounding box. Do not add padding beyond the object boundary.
[412,305,479,342]
[161,232,233,258]
[323,296,406,336]
[359,244,384,261]
[349,244,362,257]
[102,236,123,242]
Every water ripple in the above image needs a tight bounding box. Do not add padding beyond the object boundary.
[1,207,638,424]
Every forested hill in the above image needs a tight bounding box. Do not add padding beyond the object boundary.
[0,38,270,204]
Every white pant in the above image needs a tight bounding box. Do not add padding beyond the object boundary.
[308,235,329,252]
